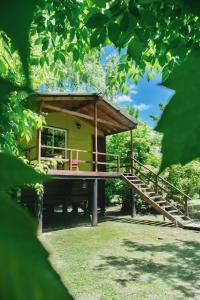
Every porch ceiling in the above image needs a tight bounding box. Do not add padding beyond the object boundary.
[38,93,137,135]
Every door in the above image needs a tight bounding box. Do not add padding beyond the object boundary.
[92,135,106,172]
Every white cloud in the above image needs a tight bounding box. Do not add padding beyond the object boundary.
[116,95,132,103]
[133,103,151,111]
[129,84,138,95]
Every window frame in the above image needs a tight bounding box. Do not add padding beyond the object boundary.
[41,125,68,159]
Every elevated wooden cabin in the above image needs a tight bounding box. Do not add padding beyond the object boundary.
[22,93,196,232]
[22,93,137,232]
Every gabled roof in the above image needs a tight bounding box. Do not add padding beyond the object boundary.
[38,93,137,135]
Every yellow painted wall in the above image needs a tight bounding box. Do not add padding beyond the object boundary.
[30,112,104,171]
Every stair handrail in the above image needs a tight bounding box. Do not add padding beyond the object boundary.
[132,157,191,219]
[132,158,191,200]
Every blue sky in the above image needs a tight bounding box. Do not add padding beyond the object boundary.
[101,46,174,127]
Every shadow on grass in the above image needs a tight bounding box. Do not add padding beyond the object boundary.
[43,212,91,233]
[100,216,174,228]
[43,210,173,233]
[96,238,200,299]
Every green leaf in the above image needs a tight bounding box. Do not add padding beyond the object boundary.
[0,59,7,74]
[30,57,40,66]
[60,52,66,64]
[0,191,74,300]
[120,11,130,31]
[92,0,107,8]
[73,48,79,61]
[127,37,144,64]
[42,37,49,51]
[108,22,120,46]
[86,13,109,28]
[0,153,47,189]
[0,0,38,82]
[156,49,200,172]
[54,50,60,62]
[40,56,45,67]
[128,0,140,17]
[34,37,43,45]
[176,0,200,16]
[0,77,26,99]
[140,10,156,27]
[90,28,107,47]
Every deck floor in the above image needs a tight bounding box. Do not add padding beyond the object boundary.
[47,169,121,179]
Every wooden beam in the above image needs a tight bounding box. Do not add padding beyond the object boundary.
[37,192,43,235]
[92,179,98,226]
[42,103,122,128]
[81,105,127,130]
[130,129,134,174]
[39,95,97,101]
[73,100,95,111]
[131,190,136,218]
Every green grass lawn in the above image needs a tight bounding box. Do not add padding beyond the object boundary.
[41,214,200,300]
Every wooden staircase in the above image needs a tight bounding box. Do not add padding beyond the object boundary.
[121,173,188,228]
[120,158,200,230]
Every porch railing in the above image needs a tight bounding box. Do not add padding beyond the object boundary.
[40,144,120,172]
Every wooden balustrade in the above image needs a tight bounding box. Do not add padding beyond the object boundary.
[129,157,191,218]
[40,144,120,173]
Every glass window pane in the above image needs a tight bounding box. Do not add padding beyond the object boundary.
[41,126,67,159]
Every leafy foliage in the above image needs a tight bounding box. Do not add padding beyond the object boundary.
[0,0,38,81]
[163,160,200,198]
[0,153,47,189]
[0,192,73,300]
[30,0,200,169]
[1,0,200,297]
[156,49,200,172]
[0,0,74,299]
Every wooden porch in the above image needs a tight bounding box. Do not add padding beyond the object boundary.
[37,93,137,177]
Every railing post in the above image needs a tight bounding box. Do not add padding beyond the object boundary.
[184,196,189,219]
[155,175,158,194]
[69,150,72,171]
[94,101,98,172]
[76,151,79,171]
[130,129,134,175]
[117,155,120,173]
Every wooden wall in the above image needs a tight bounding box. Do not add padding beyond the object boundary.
[27,112,104,171]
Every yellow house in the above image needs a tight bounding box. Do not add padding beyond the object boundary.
[22,92,137,232]
[22,92,194,232]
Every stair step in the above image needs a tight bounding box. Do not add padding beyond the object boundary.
[168,210,179,214]
[151,196,162,200]
[156,201,166,205]
[172,214,185,219]
[144,188,154,192]
[164,205,173,209]
[130,180,141,183]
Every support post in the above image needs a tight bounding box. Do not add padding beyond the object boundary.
[131,190,136,218]
[184,196,189,219]
[130,129,134,174]
[37,102,42,163]
[92,179,98,226]
[37,192,43,235]
[37,130,41,163]
[94,101,98,172]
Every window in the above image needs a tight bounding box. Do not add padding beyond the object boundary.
[41,126,67,158]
